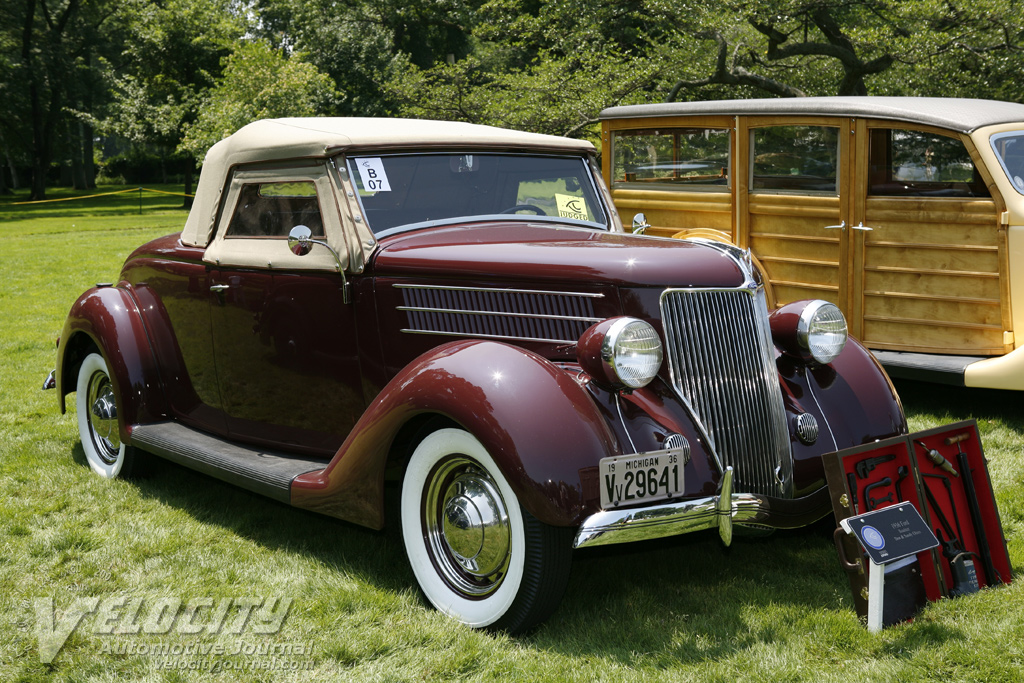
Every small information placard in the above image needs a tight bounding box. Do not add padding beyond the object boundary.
[843,504,938,565]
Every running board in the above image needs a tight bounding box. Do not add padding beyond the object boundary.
[870,349,986,387]
[130,422,327,504]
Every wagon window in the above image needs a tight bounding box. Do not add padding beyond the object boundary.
[225,180,326,238]
[990,131,1024,195]
[751,126,838,193]
[611,128,730,189]
[868,129,989,198]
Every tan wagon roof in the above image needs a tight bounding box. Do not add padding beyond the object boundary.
[183,118,594,246]
[600,97,1024,134]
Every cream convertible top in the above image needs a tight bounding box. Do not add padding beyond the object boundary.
[182,118,596,248]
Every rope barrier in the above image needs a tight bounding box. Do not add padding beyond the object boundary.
[11,188,139,205]
[137,187,195,198]
[11,186,195,205]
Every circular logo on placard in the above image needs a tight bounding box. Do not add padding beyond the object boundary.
[862,525,885,550]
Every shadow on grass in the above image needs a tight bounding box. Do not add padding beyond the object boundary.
[64,380,1002,666]
[68,441,413,595]
[893,379,1024,435]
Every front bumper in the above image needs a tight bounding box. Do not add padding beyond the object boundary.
[573,467,832,549]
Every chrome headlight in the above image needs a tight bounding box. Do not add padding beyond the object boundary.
[797,301,848,364]
[578,317,663,389]
[770,299,848,365]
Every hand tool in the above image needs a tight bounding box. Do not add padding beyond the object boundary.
[923,473,965,548]
[867,491,893,510]
[863,476,892,511]
[935,529,980,597]
[855,453,895,480]
[947,433,1002,586]
[922,478,980,596]
[895,465,909,503]
[914,439,958,477]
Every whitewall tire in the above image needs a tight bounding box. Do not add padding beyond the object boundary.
[76,352,146,478]
[400,428,573,633]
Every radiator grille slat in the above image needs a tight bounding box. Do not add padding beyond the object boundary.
[661,288,792,497]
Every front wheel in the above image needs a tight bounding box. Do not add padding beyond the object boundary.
[76,352,149,478]
[400,428,573,633]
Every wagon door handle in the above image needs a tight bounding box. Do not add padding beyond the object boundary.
[851,222,873,231]
[823,221,846,230]
[209,284,230,293]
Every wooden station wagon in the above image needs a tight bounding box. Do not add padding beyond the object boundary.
[600,97,1024,390]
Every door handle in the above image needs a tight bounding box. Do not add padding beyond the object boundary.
[209,284,230,293]
[851,222,873,231]
[823,221,846,230]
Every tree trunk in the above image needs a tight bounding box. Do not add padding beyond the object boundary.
[69,118,87,190]
[83,120,96,188]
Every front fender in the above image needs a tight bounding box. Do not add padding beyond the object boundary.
[57,285,168,434]
[777,337,907,493]
[291,340,620,529]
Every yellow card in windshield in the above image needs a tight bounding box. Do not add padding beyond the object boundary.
[556,194,589,221]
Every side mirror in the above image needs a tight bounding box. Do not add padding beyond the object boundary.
[632,213,650,235]
[288,225,314,256]
[286,225,351,304]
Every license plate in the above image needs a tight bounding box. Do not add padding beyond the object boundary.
[599,448,684,509]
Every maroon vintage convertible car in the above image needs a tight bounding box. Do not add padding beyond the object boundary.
[48,118,906,632]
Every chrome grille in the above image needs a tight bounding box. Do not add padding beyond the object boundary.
[397,284,602,344]
[660,287,792,497]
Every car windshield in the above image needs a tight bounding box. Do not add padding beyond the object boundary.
[346,153,609,236]
[991,131,1024,194]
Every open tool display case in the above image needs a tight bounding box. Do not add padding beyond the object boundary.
[824,419,1012,625]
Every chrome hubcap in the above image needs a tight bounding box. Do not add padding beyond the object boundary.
[86,370,120,465]
[424,457,511,598]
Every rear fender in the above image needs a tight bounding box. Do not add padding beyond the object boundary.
[291,340,619,529]
[57,285,168,435]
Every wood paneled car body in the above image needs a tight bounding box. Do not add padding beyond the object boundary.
[601,97,1024,390]
[50,118,906,632]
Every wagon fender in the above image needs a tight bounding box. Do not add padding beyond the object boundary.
[290,340,620,529]
[57,285,168,434]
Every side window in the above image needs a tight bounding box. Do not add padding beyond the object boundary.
[751,126,838,193]
[612,128,730,189]
[991,131,1024,194]
[869,129,989,197]
[226,181,325,238]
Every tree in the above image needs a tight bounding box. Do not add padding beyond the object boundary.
[5,0,119,199]
[178,41,337,160]
[252,0,484,117]
[659,0,1024,102]
[101,0,244,199]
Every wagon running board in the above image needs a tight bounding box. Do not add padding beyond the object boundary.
[130,422,326,504]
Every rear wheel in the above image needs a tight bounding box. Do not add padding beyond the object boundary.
[76,352,149,478]
[400,428,573,633]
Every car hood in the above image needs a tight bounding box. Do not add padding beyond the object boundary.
[370,223,748,288]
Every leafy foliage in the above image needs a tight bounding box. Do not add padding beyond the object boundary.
[2,0,1024,192]
[102,0,243,151]
[178,41,336,159]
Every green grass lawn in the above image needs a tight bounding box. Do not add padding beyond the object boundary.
[1,188,1022,681]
